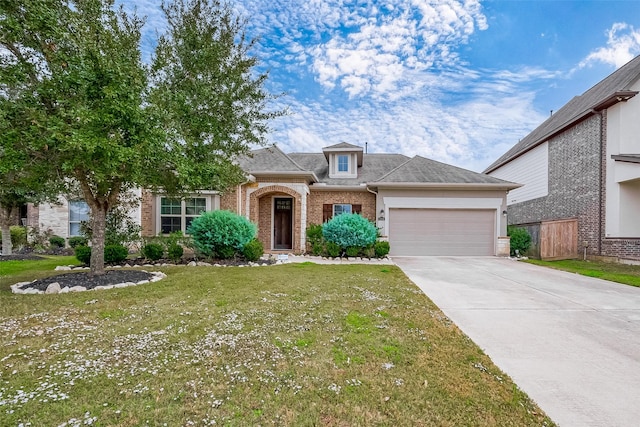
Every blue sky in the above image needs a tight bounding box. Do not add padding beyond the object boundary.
[122,0,640,172]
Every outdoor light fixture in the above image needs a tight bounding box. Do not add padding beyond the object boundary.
[502,210,508,217]
[378,209,385,221]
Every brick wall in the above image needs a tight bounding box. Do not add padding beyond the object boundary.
[307,190,376,226]
[140,190,154,237]
[508,115,603,256]
[219,189,238,213]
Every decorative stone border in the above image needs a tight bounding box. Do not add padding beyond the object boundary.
[10,271,167,295]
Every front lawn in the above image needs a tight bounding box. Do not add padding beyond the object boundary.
[525,259,640,287]
[0,259,553,426]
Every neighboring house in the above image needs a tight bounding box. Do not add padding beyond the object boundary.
[485,55,640,261]
[30,142,518,256]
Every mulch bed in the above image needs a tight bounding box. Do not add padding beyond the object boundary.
[24,269,156,292]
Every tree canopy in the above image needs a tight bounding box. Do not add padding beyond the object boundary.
[0,0,283,272]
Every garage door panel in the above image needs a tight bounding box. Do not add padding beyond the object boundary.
[389,209,495,256]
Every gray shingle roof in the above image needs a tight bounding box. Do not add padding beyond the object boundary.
[485,55,640,173]
[240,145,517,188]
[375,155,515,185]
[288,153,408,185]
[238,145,306,173]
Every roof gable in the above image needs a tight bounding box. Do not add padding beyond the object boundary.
[485,55,640,173]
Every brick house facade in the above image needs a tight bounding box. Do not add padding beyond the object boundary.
[24,143,516,257]
[486,55,640,261]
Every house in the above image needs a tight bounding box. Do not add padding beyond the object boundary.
[29,143,518,256]
[485,55,640,261]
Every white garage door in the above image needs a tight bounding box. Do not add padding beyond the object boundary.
[389,208,496,256]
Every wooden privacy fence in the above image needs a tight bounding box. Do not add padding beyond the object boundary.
[540,218,578,260]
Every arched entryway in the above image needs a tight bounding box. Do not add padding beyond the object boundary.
[249,185,303,252]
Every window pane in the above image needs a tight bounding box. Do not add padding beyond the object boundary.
[161,217,182,234]
[161,198,182,215]
[338,155,349,172]
[333,204,352,217]
[69,222,82,237]
[69,200,90,222]
[185,198,206,215]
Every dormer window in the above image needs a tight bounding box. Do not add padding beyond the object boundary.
[337,155,349,172]
[322,142,363,179]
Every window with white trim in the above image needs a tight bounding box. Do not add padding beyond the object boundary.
[337,154,349,172]
[333,204,352,217]
[160,197,207,234]
[69,200,90,236]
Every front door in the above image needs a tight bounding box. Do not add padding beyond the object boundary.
[273,198,293,250]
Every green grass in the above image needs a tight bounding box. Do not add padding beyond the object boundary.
[0,257,554,426]
[525,259,640,287]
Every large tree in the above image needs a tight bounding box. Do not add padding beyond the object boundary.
[0,0,283,273]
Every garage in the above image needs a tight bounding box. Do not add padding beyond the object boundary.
[388,208,496,256]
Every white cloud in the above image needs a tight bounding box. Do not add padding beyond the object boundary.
[580,23,640,68]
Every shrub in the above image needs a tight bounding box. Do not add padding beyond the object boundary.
[167,243,184,262]
[141,243,164,261]
[322,213,377,250]
[0,226,28,249]
[188,210,256,258]
[508,226,531,257]
[345,246,360,257]
[104,244,128,263]
[362,244,375,259]
[75,245,92,264]
[312,242,325,256]
[242,239,264,262]
[68,236,88,248]
[49,235,66,248]
[306,224,324,251]
[325,241,341,258]
[374,241,390,258]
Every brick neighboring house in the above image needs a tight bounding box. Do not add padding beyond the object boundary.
[29,142,519,256]
[485,55,640,261]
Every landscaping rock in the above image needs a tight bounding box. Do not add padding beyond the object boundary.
[54,266,72,271]
[45,282,61,294]
[69,286,87,292]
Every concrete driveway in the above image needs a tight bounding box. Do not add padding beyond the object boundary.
[393,256,640,427]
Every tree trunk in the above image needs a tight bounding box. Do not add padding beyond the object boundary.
[89,205,108,276]
[0,207,14,256]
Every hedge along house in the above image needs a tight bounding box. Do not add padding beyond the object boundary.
[485,55,640,262]
[29,143,518,256]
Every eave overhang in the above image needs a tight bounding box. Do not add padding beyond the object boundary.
[367,182,522,191]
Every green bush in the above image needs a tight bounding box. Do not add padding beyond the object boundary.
[322,213,377,250]
[141,243,164,261]
[75,245,92,264]
[167,243,184,262]
[345,246,360,257]
[49,235,66,248]
[325,241,341,258]
[363,244,375,259]
[508,226,531,257]
[104,244,128,264]
[0,226,28,249]
[312,242,325,256]
[306,224,324,254]
[188,210,256,258]
[68,236,88,248]
[242,239,264,262]
[374,241,390,258]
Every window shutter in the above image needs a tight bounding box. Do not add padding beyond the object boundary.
[352,204,362,214]
[323,204,333,222]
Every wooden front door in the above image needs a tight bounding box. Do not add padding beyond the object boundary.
[273,198,293,250]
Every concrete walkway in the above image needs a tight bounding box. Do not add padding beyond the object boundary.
[393,256,640,427]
